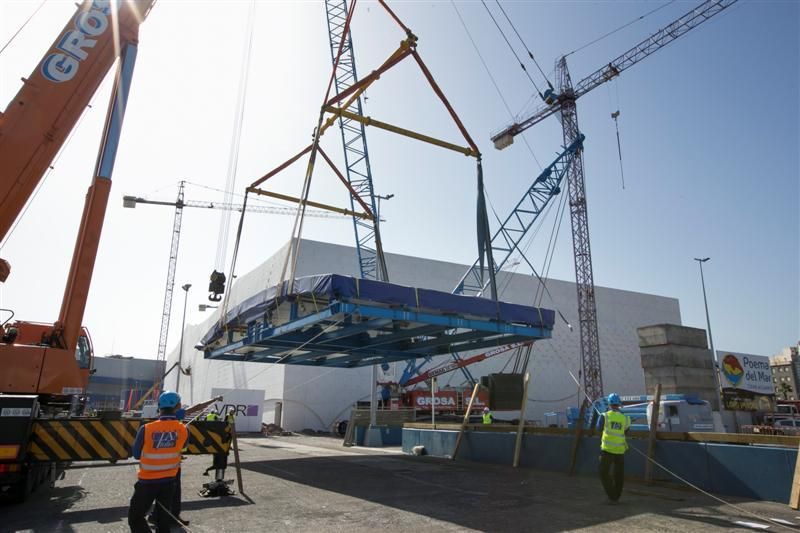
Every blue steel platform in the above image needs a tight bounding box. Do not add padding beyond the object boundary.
[200,274,554,368]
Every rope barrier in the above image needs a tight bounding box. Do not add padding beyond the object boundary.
[544,337,795,531]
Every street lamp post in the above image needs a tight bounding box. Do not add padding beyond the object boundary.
[694,258,724,415]
[375,193,394,220]
[177,283,191,394]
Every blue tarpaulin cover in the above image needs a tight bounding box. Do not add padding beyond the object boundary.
[200,274,554,348]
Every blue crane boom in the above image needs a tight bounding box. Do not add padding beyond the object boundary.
[454,135,585,297]
[396,137,584,388]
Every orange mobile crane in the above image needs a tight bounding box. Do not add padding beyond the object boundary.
[0,0,161,500]
[0,0,155,408]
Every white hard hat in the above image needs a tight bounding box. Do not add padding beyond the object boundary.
[483,407,490,412]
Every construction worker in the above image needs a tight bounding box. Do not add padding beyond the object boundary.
[598,393,630,503]
[482,406,494,424]
[204,411,220,421]
[128,391,188,533]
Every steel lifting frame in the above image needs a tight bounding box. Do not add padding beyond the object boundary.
[237,0,493,381]
[246,0,481,222]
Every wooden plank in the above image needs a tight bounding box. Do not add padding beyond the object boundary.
[231,422,244,495]
[790,442,800,509]
[342,410,357,447]
[568,400,588,476]
[644,383,662,484]
[451,383,480,461]
[512,372,531,468]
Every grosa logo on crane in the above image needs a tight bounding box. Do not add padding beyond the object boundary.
[415,396,456,408]
[42,1,113,83]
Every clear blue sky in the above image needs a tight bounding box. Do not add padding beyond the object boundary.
[0,0,797,359]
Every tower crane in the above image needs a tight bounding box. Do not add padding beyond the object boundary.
[122,182,346,399]
[324,0,387,283]
[490,0,738,402]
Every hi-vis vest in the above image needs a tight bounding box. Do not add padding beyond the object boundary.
[205,412,220,421]
[601,410,630,455]
[138,419,188,480]
[482,412,492,424]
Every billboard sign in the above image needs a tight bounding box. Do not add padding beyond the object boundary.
[717,351,774,411]
[210,388,264,432]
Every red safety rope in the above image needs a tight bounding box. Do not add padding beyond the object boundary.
[378,0,411,34]
[325,46,414,108]
[249,145,313,189]
[410,51,480,156]
[317,146,375,217]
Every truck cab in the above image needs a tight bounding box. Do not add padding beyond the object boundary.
[0,321,93,409]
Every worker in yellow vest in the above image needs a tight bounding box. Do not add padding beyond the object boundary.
[128,391,188,533]
[482,406,494,424]
[599,393,630,502]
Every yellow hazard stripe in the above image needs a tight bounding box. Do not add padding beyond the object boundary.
[29,441,49,461]
[91,421,127,458]
[52,424,92,460]
[34,425,69,460]
[74,422,113,459]
[111,420,138,447]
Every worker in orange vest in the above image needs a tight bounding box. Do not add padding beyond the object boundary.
[128,391,188,533]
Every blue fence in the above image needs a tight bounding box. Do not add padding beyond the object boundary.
[402,428,796,503]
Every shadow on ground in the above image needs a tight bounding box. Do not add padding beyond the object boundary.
[239,451,757,532]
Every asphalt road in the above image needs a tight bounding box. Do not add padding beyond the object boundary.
[3,434,799,532]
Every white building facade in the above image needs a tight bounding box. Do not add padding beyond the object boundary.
[166,240,681,431]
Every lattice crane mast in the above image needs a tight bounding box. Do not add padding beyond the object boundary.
[123,184,344,398]
[490,0,738,403]
[324,0,387,282]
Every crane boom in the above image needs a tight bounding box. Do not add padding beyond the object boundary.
[404,342,529,388]
[0,0,156,258]
[491,0,738,146]
[122,195,346,218]
[454,135,584,297]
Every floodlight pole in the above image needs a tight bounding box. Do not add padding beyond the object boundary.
[177,283,191,394]
[694,258,725,418]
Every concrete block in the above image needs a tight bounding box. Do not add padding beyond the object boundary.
[637,324,708,349]
[640,345,714,369]
[644,366,717,389]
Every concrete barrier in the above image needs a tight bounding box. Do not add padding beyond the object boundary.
[403,428,795,503]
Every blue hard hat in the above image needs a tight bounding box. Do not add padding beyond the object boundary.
[607,393,621,406]
[158,390,181,410]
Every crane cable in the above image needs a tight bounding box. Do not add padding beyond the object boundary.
[548,337,797,532]
[611,110,626,189]
[449,0,542,170]
[479,0,544,98]
[214,0,256,273]
[493,0,554,91]
[564,0,677,58]
[0,0,46,56]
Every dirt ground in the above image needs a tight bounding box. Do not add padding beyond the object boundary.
[3,434,799,532]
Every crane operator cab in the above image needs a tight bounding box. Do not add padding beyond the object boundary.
[542,88,558,106]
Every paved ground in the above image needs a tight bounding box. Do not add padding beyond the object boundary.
[3,434,799,532]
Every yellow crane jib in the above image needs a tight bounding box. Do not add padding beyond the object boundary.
[323,106,477,158]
